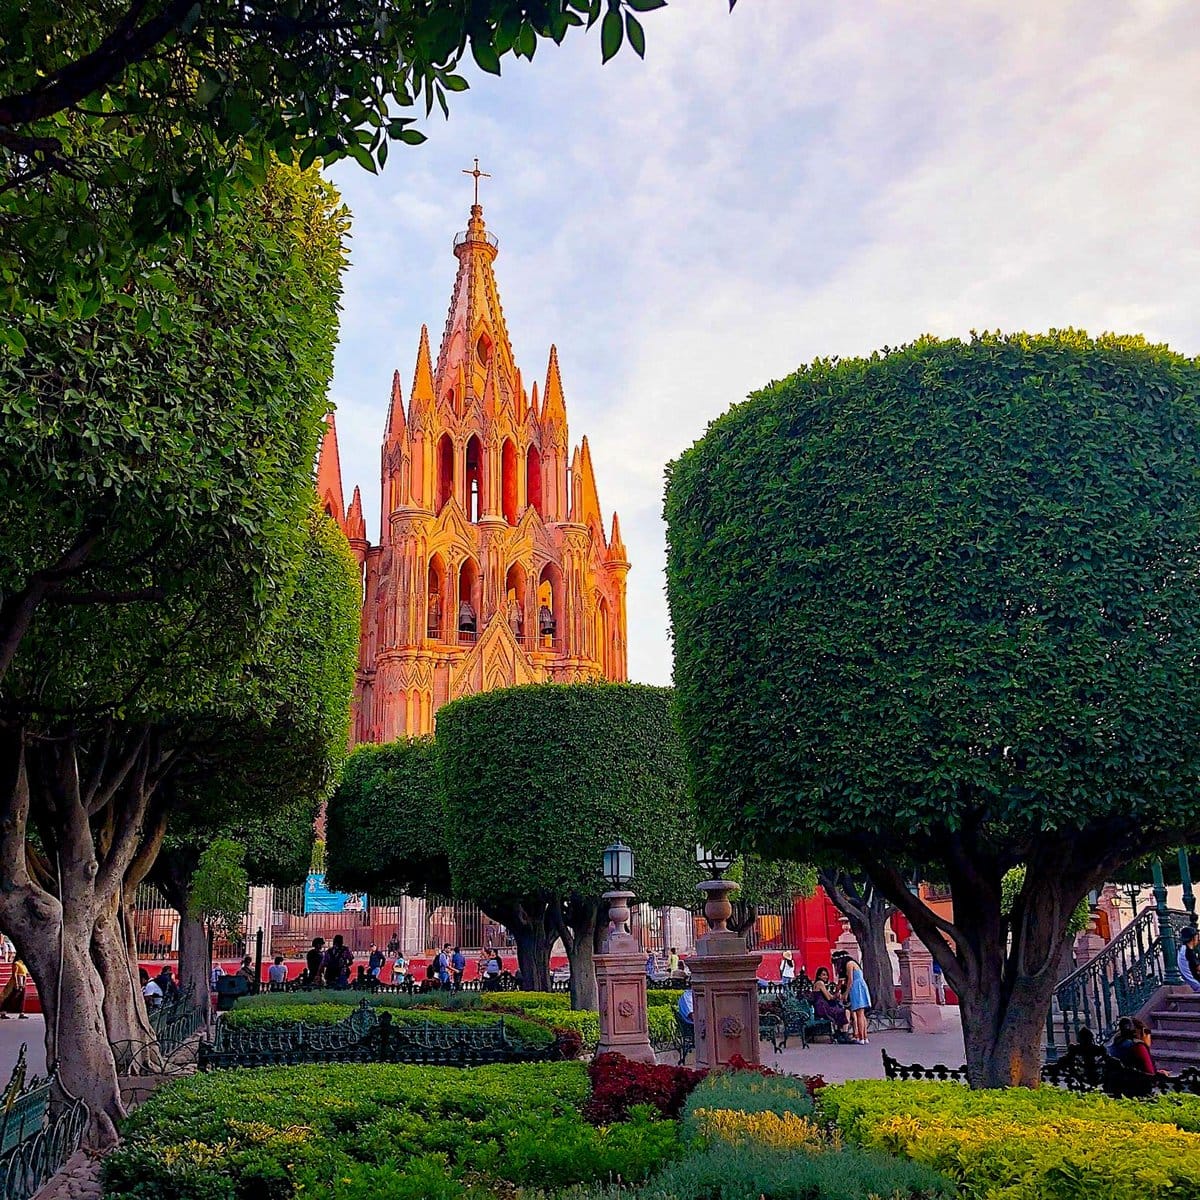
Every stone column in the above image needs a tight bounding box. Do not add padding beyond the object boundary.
[690,882,762,1069]
[595,890,656,1063]
[897,937,943,1033]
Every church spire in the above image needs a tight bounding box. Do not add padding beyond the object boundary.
[608,512,627,563]
[541,345,567,441]
[409,324,435,426]
[577,436,603,530]
[346,485,367,544]
[315,412,345,530]
[385,369,406,443]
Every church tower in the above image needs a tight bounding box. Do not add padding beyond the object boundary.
[316,197,630,743]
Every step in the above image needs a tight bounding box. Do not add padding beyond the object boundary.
[1159,993,1200,1012]
[1154,1052,1200,1074]
[1152,1011,1200,1033]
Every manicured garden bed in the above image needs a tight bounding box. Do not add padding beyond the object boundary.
[822,1080,1200,1199]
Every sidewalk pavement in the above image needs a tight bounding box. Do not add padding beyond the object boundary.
[0,1013,46,1082]
[763,1007,965,1084]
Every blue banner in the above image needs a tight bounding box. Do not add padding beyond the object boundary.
[303,873,367,915]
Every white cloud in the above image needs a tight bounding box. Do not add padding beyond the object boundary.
[327,0,1200,687]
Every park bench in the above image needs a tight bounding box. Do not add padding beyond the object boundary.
[199,1000,554,1070]
[0,1048,48,1156]
[759,994,833,1051]
[880,1049,969,1083]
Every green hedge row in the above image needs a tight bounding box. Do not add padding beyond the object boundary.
[823,1080,1200,1199]
[104,1062,677,1200]
[221,1002,556,1048]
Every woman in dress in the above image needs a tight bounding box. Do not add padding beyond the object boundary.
[811,967,849,1037]
[845,959,871,1044]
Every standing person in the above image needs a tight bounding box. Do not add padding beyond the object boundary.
[667,947,681,975]
[305,937,325,988]
[267,955,288,986]
[155,964,180,1002]
[483,950,502,991]
[436,943,452,991]
[0,959,29,1019]
[932,959,947,1005]
[1178,928,1200,993]
[845,959,872,1044]
[387,932,400,956]
[324,935,353,989]
[210,961,226,990]
[367,944,385,982]
[391,950,408,984]
[677,986,694,1027]
[644,952,656,980]
[780,950,796,986]
[450,946,466,992]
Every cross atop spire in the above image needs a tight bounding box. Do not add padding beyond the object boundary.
[462,157,491,207]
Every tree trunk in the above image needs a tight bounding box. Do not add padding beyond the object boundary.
[91,897,160,1073]
[867,846,1089,1088]
[177,916,212,1023]
[554,897,599,1011]
[512,921,552,992]
[820,870,895,1011]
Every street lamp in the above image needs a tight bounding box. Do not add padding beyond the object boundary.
[695,845,738,932]
[695,844,735,878]
[603,840,635,888]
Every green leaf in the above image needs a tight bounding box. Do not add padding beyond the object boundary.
[625,12,646,58]
[471,36,503,75]
[600,9,623,61]
[397,129,427,145]
[626,0,668,11]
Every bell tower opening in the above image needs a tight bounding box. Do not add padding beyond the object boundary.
[526,445,543,517]
[537,563,563,650]
[437,433,454,512]
[427,555,447,641]
[465,434,483,522]
[457,558,480,643]
[501,439,518,525]
[504,562,527,643]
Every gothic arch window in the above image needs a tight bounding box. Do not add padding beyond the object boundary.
[427,554,447,641]
[537,563,564,651]
[465,434,483,522]
[505,561,528,643]
[594,594,610,677]
[476,332,492,367]
[526,444,543,517]
[437,434,454,512]
[501,438,518,525]
[458,557,480,644]
[444,386,457,414]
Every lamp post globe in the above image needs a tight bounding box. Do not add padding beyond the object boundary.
[695,844,735,878]
[603,840,635,888]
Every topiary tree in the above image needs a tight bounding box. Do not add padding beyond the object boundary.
[437,682,698,1008]
[325,738,449,899]
[666,331,1200,1087]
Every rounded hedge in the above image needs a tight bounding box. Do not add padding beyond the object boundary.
[665,331,1200,861]
[436,683,697,906]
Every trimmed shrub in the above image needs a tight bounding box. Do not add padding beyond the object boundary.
[104,1062,679,1200]
[823,1080,1200,1199]
[585,1053,707,1125]
[232,989,482,1012]
[220,1002,555,1047]
[682,1070,814,1131]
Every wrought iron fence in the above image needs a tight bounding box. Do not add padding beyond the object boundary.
[0,1047,87,1200]
[130,883,245,960]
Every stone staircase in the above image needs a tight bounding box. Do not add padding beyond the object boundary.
[1147,990,1200,1074]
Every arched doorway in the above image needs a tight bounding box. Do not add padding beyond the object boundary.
[537,563,564,650]
[504,562,528,645]
[526,445,543,517]
[427,554,447,641]
[501,439,518,526]
[437,434,454,512]
[457,558,480,643]
[465,435,483,522]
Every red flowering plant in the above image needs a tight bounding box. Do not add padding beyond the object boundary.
[583,1052,708,1124]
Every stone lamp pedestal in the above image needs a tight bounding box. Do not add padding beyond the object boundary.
[691,879,762,1069]
[897,937,943,1034]
[594,889,657,1064]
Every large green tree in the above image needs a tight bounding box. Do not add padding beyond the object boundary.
[666,331,1200,1087]
[0,0,687,321]
[437,682,698,1008]
[0,163,347,1140]
[150,509,360,1020]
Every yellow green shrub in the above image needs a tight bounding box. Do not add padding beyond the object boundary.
[691,1107,827,1152]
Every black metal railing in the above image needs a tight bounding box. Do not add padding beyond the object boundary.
[0,1047,87,1200]
[1048,906,1190,1056]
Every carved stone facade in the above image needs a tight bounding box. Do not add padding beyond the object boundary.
[316,201,630,742]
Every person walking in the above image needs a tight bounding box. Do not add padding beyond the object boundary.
[0,959,29,1019]
[450,946,466,992]
[845,959,872,1044]
[780,950,796,985]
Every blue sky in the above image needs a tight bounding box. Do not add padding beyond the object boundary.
[326,0,1200,687]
